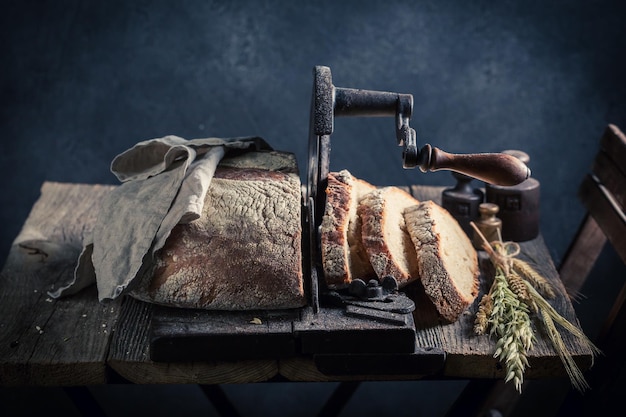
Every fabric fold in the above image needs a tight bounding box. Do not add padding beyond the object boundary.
[49,135,271,301]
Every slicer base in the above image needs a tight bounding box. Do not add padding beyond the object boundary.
[149,304,434,376]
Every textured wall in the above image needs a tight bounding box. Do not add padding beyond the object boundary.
[2,0,626,263]
[2,0,625,265]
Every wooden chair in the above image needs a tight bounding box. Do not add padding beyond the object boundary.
[446,123,626,417]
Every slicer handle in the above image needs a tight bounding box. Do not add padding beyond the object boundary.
[419,145,531,186]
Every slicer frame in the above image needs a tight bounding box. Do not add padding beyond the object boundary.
[305,65,421,314]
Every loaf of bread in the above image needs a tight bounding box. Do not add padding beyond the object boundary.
[358,186,421,287]
[404,200,480,322]
[129,150,306,310]
[320,170,378,289]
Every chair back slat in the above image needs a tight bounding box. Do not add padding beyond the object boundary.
[579,124,626,265]
[558,214,607,296]
[568,124,626,413]
[592,124,626,211]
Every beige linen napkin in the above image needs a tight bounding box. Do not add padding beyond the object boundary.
[49,135,270,301]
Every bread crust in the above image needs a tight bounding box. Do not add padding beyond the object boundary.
[129,150,305,310]
[320,170,377,289]
[404,200,480,322]
[358,186,421,287]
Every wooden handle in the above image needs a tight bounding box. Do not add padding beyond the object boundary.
[422,146,530,186]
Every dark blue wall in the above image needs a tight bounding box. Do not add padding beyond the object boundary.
[2,0,626,264]
[1,1,625,415]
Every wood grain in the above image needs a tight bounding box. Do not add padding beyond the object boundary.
[107,296,279,384]
[579,175,626,264]
[0,182,119,386]
[559,214,607,297]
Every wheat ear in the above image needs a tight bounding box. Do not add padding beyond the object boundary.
[512,258,556,299]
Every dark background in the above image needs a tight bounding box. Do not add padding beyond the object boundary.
[1,0,625,416]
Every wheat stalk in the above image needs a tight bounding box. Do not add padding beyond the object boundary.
[469,221,600,393]
[513,258,556,299]
[487,269,534,393]
[506,269,533,307]
[474,294,492,335]
[525,281,602,363]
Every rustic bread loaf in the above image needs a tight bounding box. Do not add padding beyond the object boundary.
[129,150,306,310]
[358,186,421,287]
[404,200,480,322]
[320,170,378,289]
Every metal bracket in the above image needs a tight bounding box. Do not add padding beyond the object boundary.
[320,276,416,325]
[306,66,419,221]
[305,66,420,314]
[305,66,530,223]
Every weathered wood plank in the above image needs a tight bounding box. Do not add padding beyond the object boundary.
[0,182,120,386]
[600,124,626,178]
[559,214,607,297]
[150,307,298,362]
[579,175,626,264]
[107,295,279,384]
[592,151,626,211]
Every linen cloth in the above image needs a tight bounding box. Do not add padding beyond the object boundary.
[49,135,270,301]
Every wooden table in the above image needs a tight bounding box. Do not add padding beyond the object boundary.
[0,181,593,387]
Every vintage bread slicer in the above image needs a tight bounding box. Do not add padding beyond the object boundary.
[148,66,529,374]
[305,65,529,308]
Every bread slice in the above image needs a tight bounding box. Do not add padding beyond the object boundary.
[358,186,421,287]
[320,170,378,289]
[404,200,480,322]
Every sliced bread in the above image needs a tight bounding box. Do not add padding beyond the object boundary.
[320,170,378,289]
[404,200,480,322]
[358,186,421,287]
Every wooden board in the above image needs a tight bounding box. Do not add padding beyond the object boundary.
[579,175,626,265]
[107,296,279,384]
[0,182,120,386]
[150,306,299,361]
